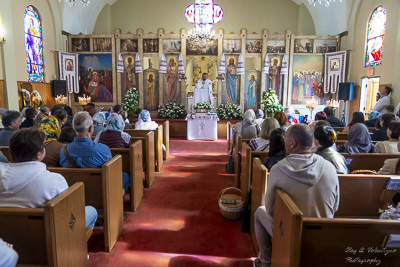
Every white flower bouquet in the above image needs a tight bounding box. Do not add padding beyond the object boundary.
[194,102,214,111]
[262,88,283,117]
[216,103,243,120]
[157,102,187,119]
[122,88,141,118]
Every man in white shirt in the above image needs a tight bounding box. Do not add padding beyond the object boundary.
[372,86,392,114]
[193,73,213,105]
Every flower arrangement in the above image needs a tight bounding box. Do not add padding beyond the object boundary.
[216,103,243,120]
[20,89,31,106]
[262,88,283,117]
[194,102,213,112]
[31,90,44,108]
[379,202,400,220]
[157,102,187,119]
[122,88,141,118]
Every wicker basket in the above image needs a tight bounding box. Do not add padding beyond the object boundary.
[218,187,244,220]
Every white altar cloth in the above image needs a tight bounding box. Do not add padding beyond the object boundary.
[186,114,219,140]
[193,88,212,105]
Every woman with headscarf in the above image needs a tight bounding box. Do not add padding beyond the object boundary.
[338,123,378,154]
[254,109,264,128]
[135,110,158,130]
[232,109,258,149]
[92,112,106,136]
[365,111,380,127]
[38,115,65,167]
[94,113,132,148]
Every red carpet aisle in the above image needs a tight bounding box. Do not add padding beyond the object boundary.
[88,137,256,266]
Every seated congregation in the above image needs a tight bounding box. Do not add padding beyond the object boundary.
[228,98,400,266]
[0,103,165,265]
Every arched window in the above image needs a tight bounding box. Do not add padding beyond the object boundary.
[24,5,44,82]
[365,6,386,67]
[184,1,224,33]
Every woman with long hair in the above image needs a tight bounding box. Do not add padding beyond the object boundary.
[376,121,400,153]
[342,111,365,133]
[248,118,279,151]
[263,128,286,171]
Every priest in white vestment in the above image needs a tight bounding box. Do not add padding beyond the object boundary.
[193,73,213,105]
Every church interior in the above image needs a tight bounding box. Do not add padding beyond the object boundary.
[1,0,400,266]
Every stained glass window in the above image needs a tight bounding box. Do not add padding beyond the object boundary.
[24,6,44,82]
[184,1,224,33]
[365,6,386,67]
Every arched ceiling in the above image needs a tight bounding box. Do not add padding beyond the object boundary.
[61,0,351,35]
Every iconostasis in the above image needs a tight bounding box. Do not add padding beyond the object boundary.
[68,28,339,111]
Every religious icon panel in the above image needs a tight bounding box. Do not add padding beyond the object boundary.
[266,54,284,103]
[77,54,113,102]
[191,57,216,93]
[93,38,112,52]
[266,40,285,53]
[245,39,262,53]
[72,38,90,52]
[120,54,138,100]
[186,39,218,55]
[144,69,159,110]
[245,71,260,110]
[223,55,240,104]
[315,39,337,53]
[163,40,181,53]
[291,55,324,105]
[223,40,241,53]
[294,39,314,53]
[164,54,181,103]
[143,39,159,53]
[120,39,138,52]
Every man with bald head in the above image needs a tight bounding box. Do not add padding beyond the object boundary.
[253,124,340,267]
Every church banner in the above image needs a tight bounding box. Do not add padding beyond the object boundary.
[59,52,79,93]
[324,51,346,94]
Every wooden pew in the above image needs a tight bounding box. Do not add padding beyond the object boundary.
[333,126,375,133]
[124,127,163,172]
[227,121,235,155]
[110,141,144,212]
[0,145,11,161]
[233,134,243,188]
[271,189,400,267]
[163,120,170,160]
[131,132,155,188]
[335,174,398,218]
[250,158,268,256]
[48,155,123,252]
[0,182,89,266]
[240,142,269,204]
[340,153,399,172]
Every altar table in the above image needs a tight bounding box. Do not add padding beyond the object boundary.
[186,114,219,141]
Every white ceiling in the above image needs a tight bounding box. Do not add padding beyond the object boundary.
[61,0,350,35]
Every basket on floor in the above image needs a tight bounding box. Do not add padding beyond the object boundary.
[218,187,244,220]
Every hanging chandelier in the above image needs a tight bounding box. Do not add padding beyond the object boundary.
[308,0,342,7]
[188,27,216,43]
[59,0,90,7]
[186,0,223,42]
